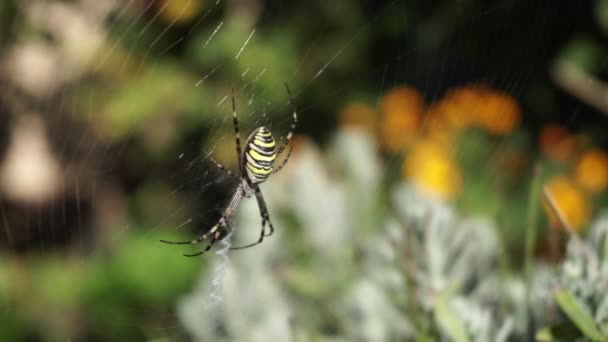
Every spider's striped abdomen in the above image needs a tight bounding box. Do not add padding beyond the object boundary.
[244,127,277,184]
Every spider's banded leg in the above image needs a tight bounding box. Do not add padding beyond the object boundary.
[161,185,243,255]
[160,218,226,245]
[231,88,245,177]
[275,83,298,157]
[253,185,275,237]
[230,186,274,250]
[229,219,272,250]
[183,242,214,257]
[271,146,293,174]
[184,229,225,257]
[208,155,237,178]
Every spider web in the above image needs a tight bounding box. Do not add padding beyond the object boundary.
[0,0,601,340]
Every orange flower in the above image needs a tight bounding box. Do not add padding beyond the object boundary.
[543,175,591,232]
[424,85,521,137]
[424,123,452,147]
[425,100,470,133]
[437,86,482,130]
[402,140,462,200]
[474,89,520,135]
[380,87,424,152]
[339,102,377,135]
[574,150,608,193]
[538,123,577,162]
[422,109,450,133]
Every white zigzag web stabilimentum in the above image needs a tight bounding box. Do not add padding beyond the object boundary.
[205,231,233,308]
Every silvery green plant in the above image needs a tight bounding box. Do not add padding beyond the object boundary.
[537,212,608,341]
[175,129,608,341]
[392,184,521,341]
[178,130,414,341]
[561,213,608,329]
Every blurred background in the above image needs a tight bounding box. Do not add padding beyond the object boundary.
[1,0,608,341]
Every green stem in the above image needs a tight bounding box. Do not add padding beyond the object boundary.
[523,163,542,334]
[524,163,542,283]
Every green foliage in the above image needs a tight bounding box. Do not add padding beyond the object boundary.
[1,230,200,340]
[558,38,608,74]
[174,131,608,341]
[552,216,608,338]
[76,62,204,140]
[554,289,605,341]
[2,0,608,340]
[596,0,608,34]
[0,311,29,342]
[434,293,470,342]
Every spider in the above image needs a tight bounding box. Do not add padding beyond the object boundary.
[160,84,297,257]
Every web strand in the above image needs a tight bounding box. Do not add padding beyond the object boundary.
[205,232,233,308]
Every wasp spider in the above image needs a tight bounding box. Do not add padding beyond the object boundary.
[161,84,297,256]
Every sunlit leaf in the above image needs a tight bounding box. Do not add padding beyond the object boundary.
[535,326,554,341]
[554,289,605,341]
[434,295,470,342]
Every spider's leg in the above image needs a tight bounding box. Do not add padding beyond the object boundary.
[160,218,226,245]
[184,228,226,257]
[275,83,298,157]
[208,155,237,179]
[231,88,245,177]
[161,185,244,255]
[272,145,293,174]
[253,185,275,237]
[230,185,274,250]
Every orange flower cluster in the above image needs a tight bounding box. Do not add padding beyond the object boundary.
[338,102,377,135]
[543,175,591,232]
[425,85,521,136]
[574,150,608,193]
[378,86,462,200]
[543,149,608,232]
[537,121,608,232]
[379,87,424,152]
[337,84,522,201]
[338,83,521,149]
[402,140,462,200]
[538,123,577,162]
[338,84,607,231]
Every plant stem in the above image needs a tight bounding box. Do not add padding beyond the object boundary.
[524,163,542,284]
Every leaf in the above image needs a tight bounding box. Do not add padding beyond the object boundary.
[595,0,608,35]
[598,231,607,262]
[434,295,470,342]
[535,327,554,341]
[554,289,605,341]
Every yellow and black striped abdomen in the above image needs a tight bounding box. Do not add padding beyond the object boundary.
[244,127,277,183]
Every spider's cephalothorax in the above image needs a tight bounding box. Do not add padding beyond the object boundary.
[244,126,277,184]
[160,84,297,256]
